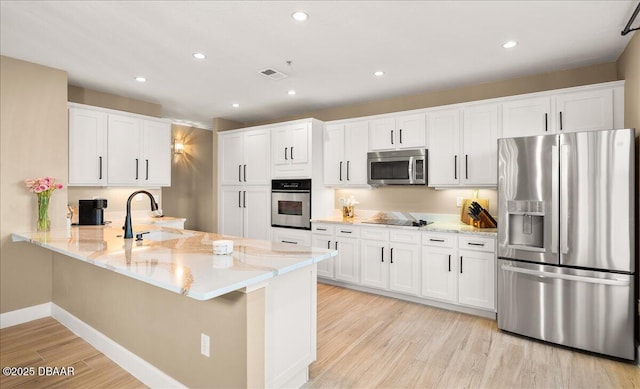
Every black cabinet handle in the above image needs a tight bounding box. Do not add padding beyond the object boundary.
[335,241,338,250]
[346,161,350,181]
[460,256,463,274]
[281,240,297,245]
[238,191,241,208]
[468,242,485,247]
[291,146,294,160]
[135,158,139,180]
[454,155,457,180]
[465,155,468,180]
[390,247,394,264]
[545,113,548,132]
[340,230,352,234]
[381,247,384,262]
[560,111,563,131]
[238,165,242,182]
[284,147,288,160]
[429,238,445,242]
[316,228,327,231]
[98,156,102,179]
[327,241,330,249]
[448,255,451,272]
[145,159,149,180]
[399,129,403,144]
[391,130,394,145]
[243,191,246,208]
[243,165,247,182]
[339,161,343,181]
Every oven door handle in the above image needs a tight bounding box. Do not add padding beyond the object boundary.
[271,190,311,194]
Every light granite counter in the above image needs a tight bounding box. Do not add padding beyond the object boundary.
[12,224,337,301]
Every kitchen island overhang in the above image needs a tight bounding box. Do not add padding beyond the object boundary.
[11,225,336,388]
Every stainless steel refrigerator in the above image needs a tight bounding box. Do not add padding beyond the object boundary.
[497,128,636,360]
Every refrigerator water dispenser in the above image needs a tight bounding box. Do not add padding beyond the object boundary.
[507,200,544,249]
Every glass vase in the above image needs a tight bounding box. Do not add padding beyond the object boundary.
[37,192,51,232]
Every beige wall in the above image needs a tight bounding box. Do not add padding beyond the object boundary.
[162,125,215,232]
[68,85,162,118]
[67,187,162,216]
[0,56,68,313]
[53,253,264,388]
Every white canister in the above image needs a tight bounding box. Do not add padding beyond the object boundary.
[213,255,234,269]
[213,240,233,255]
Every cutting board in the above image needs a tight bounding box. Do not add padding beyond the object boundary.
[460,198,489,225]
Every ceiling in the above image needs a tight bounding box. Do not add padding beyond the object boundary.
[1,1,637,129]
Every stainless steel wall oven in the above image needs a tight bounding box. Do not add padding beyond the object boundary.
[271,179,311,230]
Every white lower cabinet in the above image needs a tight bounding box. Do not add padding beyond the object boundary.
[422,232,496,311]
[312,224,360,283]
[311,224,336,278]
[272,227,312,247]
[361,228,420,295]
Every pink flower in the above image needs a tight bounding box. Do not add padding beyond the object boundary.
[55,183,63,190]
[24,176,64,196]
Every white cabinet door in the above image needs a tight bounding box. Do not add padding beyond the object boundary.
[360,240,388,290]
[323,124,345,186]
[462,104,498,186]
[272,123,311,178]
[244,129,271,185]
[458,250,495,310]
[312,235,334,279]
[421,246,458,303]
[396,113,426,149]
[334,237,360,284]
[219,133,245,185]
[69,107,107,185]
[107,114,141,185]
[244,186,271,241]
[272,126,289,167]
[344,121,369,185]
[428,109,460,186]
[369,117,395,151]
[501,96,553,138]
[289,123,310,165]
[556,88,613,133]
[389,243,420,295]
[141,120,171,186]
[218,186,244,237]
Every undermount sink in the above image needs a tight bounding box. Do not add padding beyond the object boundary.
[140,230,193,242]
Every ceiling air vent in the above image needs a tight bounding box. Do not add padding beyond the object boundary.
[259,67,288,80]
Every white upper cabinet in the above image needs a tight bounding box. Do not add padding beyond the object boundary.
[219,129,270,186]
[501,96,553,138]
[69,104,171,187]
[427,108,461,186]
[555,88,613,133]
[324,121,368,186]
[500,82,622,138]
[428,104,497,187]
[369,113,426,151]
[462,104,498,186]
[272,122,311,178]
[69,107,107,186]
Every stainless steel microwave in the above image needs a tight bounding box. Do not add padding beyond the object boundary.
[367,149,427,186]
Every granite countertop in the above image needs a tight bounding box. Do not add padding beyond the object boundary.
[12,225,336,301]
[312,216,497,236]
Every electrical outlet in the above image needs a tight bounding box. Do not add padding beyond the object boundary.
[201,333,210,357]
[456,196,463,207]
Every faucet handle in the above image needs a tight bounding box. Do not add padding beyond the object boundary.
[135,231,150,241]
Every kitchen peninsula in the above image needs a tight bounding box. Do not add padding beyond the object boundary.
[12,224,336,388]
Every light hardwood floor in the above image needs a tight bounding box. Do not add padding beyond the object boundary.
[1,284,638,388]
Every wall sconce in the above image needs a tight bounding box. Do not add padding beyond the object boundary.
[173,139,185,155]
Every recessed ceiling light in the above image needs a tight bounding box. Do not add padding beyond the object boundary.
[232,103,240,108]
[374,71,385,77]
[502,40,517,49]
[193,52,206,59]
[292,11,308,21]
[135,76,146,82]
[288,90,296,95]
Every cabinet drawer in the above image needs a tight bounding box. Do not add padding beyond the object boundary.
[422,232,456,248]
[361,227,389,241]
[389,229,420,244]
[335,226,360,238]
[273,228,312,246]
[312,223,335,235]
[458,235,495,252]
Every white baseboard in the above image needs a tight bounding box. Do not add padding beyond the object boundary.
[0,302,51,329]
[1,303,185,388]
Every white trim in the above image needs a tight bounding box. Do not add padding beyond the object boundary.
[0,302,52,329]
[50,304,186,389]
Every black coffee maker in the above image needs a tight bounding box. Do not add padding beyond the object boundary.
[79,199,108,225]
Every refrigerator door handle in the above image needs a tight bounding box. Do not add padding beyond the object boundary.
[500,265,630,287]
[559,143,569,255]
[551,144,559,254]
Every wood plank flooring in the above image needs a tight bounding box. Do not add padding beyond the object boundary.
[306,283,640,388]
[0,317,143,388]
[1,284,638,388]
